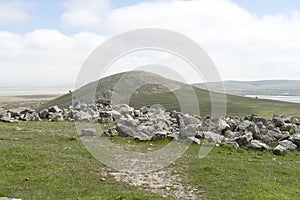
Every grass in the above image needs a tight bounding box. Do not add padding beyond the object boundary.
[0,121,171,200]
[38,71,300,118]
[1,121,299,199]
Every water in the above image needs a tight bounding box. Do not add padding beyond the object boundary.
[0,86,73,96]
[245,95,300,104]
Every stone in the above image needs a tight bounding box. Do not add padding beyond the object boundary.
[140,106,150,114]
[39,109,49,119]
[73,111,92,121]
[278,140,297,151]
[187,136,201,145]
[202,131,225,143]
[48,113,64,121]
[103,127,118,137]
[151,131,167,141]
[81,128,97,136]
[217,118,230,132]
[0,112,12,122]
[290,134,300,147]
[234,131,253,147]
[116,124,135,137]
[250,140,270,150]
[181,114,200,126]
[133,110,141,117]
[273,115,285,127]
[48,105,62,113]
[273,145,288,155]
[111,110,122,120]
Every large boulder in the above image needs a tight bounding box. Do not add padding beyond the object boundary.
[202,131,225,143]
[0,112,12,122]
[290,134,300,147]
[73,111,92,121]
[250,140,270,150]
[234,131,253,147]
[273,145,288,155]
[48,105,62,113]
[278,140,297,151]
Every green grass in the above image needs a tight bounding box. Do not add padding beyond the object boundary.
[1,121,299,200]
[38,71,300,118]
[0,121,171,200]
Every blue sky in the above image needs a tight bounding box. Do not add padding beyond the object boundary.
[2,0,300,34]
[1,0,300,87]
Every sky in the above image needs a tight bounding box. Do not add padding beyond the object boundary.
[1,0,300,88]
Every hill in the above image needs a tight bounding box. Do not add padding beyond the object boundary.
[39,71,300,118]
[193,80,300,96]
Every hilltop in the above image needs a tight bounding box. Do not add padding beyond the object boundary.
[39,71,300,118]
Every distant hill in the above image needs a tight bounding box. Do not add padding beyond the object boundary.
[39,71,300,118]
[193,80,300,96]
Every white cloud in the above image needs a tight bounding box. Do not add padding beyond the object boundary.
[1,0,300,89]
[61,0,111,29]
[0,0,34,24]
[0,29,105,87]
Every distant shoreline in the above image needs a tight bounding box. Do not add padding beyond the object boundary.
[0,94,62,103]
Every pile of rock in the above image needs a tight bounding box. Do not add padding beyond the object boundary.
[1,102,299,155]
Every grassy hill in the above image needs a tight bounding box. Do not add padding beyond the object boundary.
[39,71,300,118]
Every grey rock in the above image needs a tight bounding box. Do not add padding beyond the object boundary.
[187,136,201,145]
[290,134,300,147]
[116,124,135,137]
[273,145,288,155]
[81,128,97,136]
[234,131,253,147]
[202,131,225,143]
[39,109,49,119]
[181,114,200,126]
[0,112,12,122]
[278,140,297,151]
[151,131,168,141]
[250,140,270,150]
[103,127,118,137]
[73,111,92,121]
[217,118,230,132]
[48,105,62,113]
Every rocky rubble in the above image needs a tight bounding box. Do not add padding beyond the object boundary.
[1,102,300,155]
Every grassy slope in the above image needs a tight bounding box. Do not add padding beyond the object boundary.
[38,71,300,118]
[1,121,299,200]
[0,121,170,200]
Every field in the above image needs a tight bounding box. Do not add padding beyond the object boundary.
[1,121,299,200]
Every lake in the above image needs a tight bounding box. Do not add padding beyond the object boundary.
[245,95,300,104]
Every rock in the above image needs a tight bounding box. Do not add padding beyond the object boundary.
[224,130,239,139]
[48,105,62,113]
[140,106,150,114]
[273,115,285,127]
[111,110,122,120]
[81,128,97,136]
[39,109,49,119]
[73,111,92,121]
[187,136,200,145]
[234,131,253,147]
[237,120,252,132]
[181,114,200,126]
[116,124,135,137]
[0,112,12,122]
[202,131,225,143]
[278,140,297,151]
[273,145,288,155]
[113,104,134,116]
[103,127,118,137]
[250,140,270,150]
[217,118,230,132]
[48,113,64,121]
[290,134,300,147]
[182,124,200,137]
[151,131,167,141]
[134,133,151,141]
[133,110,141,117]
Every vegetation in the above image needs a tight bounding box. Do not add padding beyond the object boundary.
[39,71,300,118]
[0,121,299,199]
